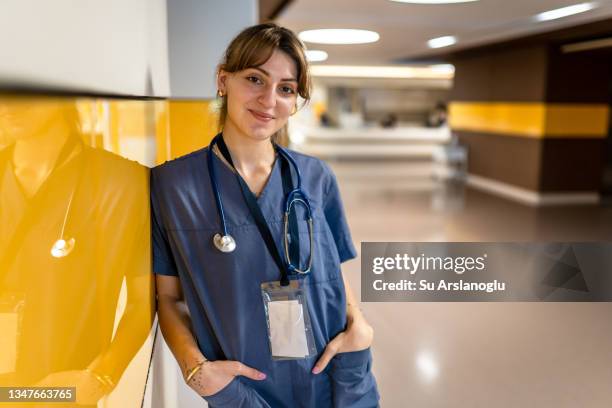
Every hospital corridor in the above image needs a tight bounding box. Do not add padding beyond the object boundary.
[1,1,612,407]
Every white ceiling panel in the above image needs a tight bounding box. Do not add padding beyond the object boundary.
[277,0,612,65]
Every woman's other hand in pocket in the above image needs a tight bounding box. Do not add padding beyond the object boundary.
[312,316,374,375]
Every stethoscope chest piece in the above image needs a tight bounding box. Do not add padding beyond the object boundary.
[213,233,236,253]
[51,237,76,258]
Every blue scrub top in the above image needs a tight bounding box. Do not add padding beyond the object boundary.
[151,146,379,407]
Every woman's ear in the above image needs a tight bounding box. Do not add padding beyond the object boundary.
[216,69,229,96]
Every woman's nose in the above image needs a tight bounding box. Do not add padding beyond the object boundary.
[258,85,276,109]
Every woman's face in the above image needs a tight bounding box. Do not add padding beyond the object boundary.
[218,49,298,141]
[0,98,69,143]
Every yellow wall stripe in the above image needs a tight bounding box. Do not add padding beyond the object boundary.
[545,105,609,136]
[449,102,610,138]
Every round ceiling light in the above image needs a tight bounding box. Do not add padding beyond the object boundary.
[299,29,380,45]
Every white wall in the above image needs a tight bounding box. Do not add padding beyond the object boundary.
[0,0,258,98]
[167,0,258,98]
[0,0,170,96]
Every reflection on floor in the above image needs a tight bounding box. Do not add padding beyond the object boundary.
[331,160,612,408]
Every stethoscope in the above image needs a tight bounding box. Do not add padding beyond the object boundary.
[48,138,82,258]
[50,186,77,258]
[207,134,314,274]
[0,138,79,270]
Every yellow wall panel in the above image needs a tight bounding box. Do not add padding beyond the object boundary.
[164,100,218,163]
[0,96,154,407]
[0,95,222,406]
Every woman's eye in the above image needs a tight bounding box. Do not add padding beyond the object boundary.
[280,86,296,95]
[246,76,263,85]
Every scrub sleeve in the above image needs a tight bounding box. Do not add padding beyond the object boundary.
[151,183,178,277]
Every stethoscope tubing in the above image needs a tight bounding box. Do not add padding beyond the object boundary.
[207,134,314,274]
[207,142,230,238]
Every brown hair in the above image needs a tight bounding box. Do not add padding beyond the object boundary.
[216,23,311,144]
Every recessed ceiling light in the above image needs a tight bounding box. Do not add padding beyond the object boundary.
[305,50,328,62]
[535,2,596,22]
[427,35,457,48]
[299,29,380,45]
[430,64,455,75]
[390,0,478,3]
[309,65,454,79]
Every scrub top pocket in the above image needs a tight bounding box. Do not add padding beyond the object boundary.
[329,348,380,408]
[293,216,338,284]
[287,215,345,285]
[205,377,271,408]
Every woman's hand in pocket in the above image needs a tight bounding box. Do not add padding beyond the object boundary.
[186,360,267,397]
[312,316,374,374]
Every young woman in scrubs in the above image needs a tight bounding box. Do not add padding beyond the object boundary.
[152,23,379,407]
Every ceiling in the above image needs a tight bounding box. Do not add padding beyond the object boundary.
[276,0,612,65]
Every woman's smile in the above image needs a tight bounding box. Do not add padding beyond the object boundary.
[248,109,275,123]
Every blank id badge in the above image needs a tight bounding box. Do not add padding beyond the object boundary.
[261,280,316,360]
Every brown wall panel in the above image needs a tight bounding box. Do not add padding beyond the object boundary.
[540,138,606,191]
[457,131,542,190]
[450,23,612,195]
[450,45,547,102]
[546,47,612,104]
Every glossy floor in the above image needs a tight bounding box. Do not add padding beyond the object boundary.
[332,161,612,408]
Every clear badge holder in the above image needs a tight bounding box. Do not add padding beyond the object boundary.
[261,279,317,360]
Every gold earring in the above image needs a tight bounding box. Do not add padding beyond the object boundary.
[217,90,224,98]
